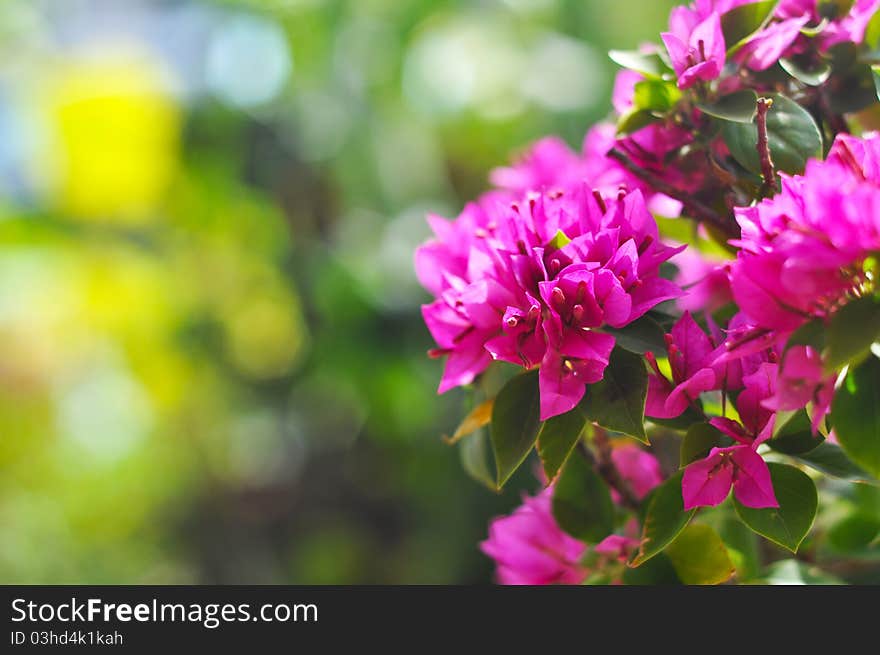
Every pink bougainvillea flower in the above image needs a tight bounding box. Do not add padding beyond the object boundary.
[593,519,642,583]
[594,531,639,565]
[538,315,616,419]
[608,58,702,200]
[611,444,663,500]
[421,276,521,393]
[730,133,880,335]
[763,345,835,434]
[487,125,685,218]
[480,487,588,585]
[725,132,880,429]
[682,362,779,509]
[682,444,778,509]
[645,311,723,418]
[728,251,818,332]
[489,137,590,195]
[775,0,880,50]
[417,167,684,420]
[711,311,783,379]
[714,362,778,441]
[662,9,726,88]
[823,0,880,48]
[673,247,733,313]
[737,13,810,70]
[732,0,880,70]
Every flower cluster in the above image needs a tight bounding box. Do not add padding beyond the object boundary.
[682,361,780,509]
[416,143,683,420]
[731,133,880,332]
[416,0,880,585]
[726,132,880,428]
[480,485,589,585]
[662,0,880,87]
[481,446,660,584]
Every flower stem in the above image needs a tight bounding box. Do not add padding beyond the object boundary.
[608,149,737,239]
[582,428,641,511]
[756,97,778,197]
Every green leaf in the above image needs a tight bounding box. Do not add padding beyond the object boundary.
[779,57,831,86]
[621,553,680,585]
[768,410,824,455]
[633,79,681,112]
[630,471,696,566]
[719,515,761,582]
[825,296,880,373]
[698,90,758,123]
[664,524,735,585]
[459,428,497,491]
[832,355,880,478]
[786,317,826,352]
[445,398,494,445]
[780,56,832,86]
[490,370,542,488]
[800,17,830,37]
[818,0,855,21]
[536,409,587,482]
[826,64,878,114]
[866,9,880,48]
[648,404,706,432]
[654,215,732,257]
[551,454,615,542]
[853,483,880,519]
[828,40,859,71]
[602,313,667,356]
[608,50,670,78]
[722,93,822,176]
[680,422,724,467]
[547,229,572,251]
[733,463,818,553]
[580,347,649,443]
[792,442,880,485]
[721,0,777,54]
[754,559,844,585]
[873,64,880,101]
[616,107,660,136]
[827,513,880,552]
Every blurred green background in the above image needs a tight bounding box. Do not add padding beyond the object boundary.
[0,0,680,584]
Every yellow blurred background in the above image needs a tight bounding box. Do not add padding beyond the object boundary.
[0,0,678,583]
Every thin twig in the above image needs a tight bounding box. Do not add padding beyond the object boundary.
[588,429,641,511]
[756,97,777,196]
[817,92,848,142]
[608,149,737,239]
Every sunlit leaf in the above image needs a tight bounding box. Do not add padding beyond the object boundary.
[665,524,735,585]
[631,471,696,566]
[552,453,615,542]
[734,463,818,553]
[490,371,542,488]
[832,355,880,478]
[537,409,587,482]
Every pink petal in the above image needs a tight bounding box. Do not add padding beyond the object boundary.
[665,367,716,415]
[682,448,734,509]
[559,329,616,364]
[645,372,681,418]
[611,445,663,499]
[661,32,690,77]
[539,349,586,420]
[730,253,808,332]
[709,417,750,444]
[731,448,778,508]
[438,339,493,393]
[670,311,715,378]
[740,16,809,71]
